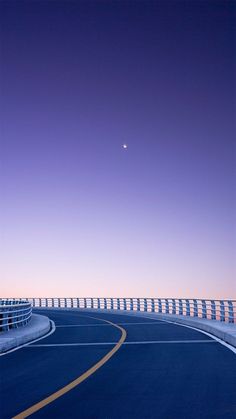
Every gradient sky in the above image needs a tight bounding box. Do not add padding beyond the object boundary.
[0,1,235,298]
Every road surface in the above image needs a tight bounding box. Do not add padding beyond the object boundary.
[0,309,235,418]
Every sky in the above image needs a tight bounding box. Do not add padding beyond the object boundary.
[0,1,235,299]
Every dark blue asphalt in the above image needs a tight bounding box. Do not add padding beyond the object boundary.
[0,309,235,419]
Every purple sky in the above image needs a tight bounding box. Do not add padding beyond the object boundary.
[1,1,235,298]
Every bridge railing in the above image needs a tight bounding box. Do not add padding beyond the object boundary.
[0,300,32,332]
[19,298,236,323]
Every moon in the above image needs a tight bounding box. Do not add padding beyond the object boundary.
[122,144,128,149]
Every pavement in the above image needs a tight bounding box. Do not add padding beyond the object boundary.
[149,312,236,347]
[0,309,235,419]
[0,314,51,354]
[84,308,236,348]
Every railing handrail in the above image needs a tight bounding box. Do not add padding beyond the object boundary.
[0,306,32,315]
[0,309,32,320]
[0,299,32,332]
[17,297,236,324]
[22,297,236,301]
[0,300,31,308]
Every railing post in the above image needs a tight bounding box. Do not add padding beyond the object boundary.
[228,301,234,323]
[2,310,9,331]
[201,300,207,319]
[13,306,18,328]
[143,298,147,312]
[130,298,133,311]
[193,299,198,317]
[151,298,155,312]
[211,300,216,320]
[158,299,162,313]
[220,300,225,322]
[110,298,114,310]
[137,298,140,311]
[165,299,169,314]
[186,299,190,316]
[178,299,183,315]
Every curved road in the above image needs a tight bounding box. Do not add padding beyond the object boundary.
[1,309,236,419]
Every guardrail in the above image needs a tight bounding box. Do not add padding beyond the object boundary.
[20,298,236,323]
[0,300,32,332]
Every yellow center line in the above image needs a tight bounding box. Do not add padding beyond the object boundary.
[13,316,127,419]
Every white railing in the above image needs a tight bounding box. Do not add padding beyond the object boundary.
[20,298,236,323]
[0,300,32,332]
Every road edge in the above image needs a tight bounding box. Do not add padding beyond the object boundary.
[0,314,51,354]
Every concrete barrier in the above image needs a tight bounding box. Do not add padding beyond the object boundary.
[0,313,51,354]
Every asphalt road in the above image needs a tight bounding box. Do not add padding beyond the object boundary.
[0,309,236,419]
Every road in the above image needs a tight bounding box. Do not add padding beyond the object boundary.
[0,309,236,419]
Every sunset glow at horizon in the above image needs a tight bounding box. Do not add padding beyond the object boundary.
[1,1,235,299]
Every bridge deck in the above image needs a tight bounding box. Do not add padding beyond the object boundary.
[1,309,235,418]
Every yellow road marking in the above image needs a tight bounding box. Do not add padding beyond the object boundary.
[13,317,127,419]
